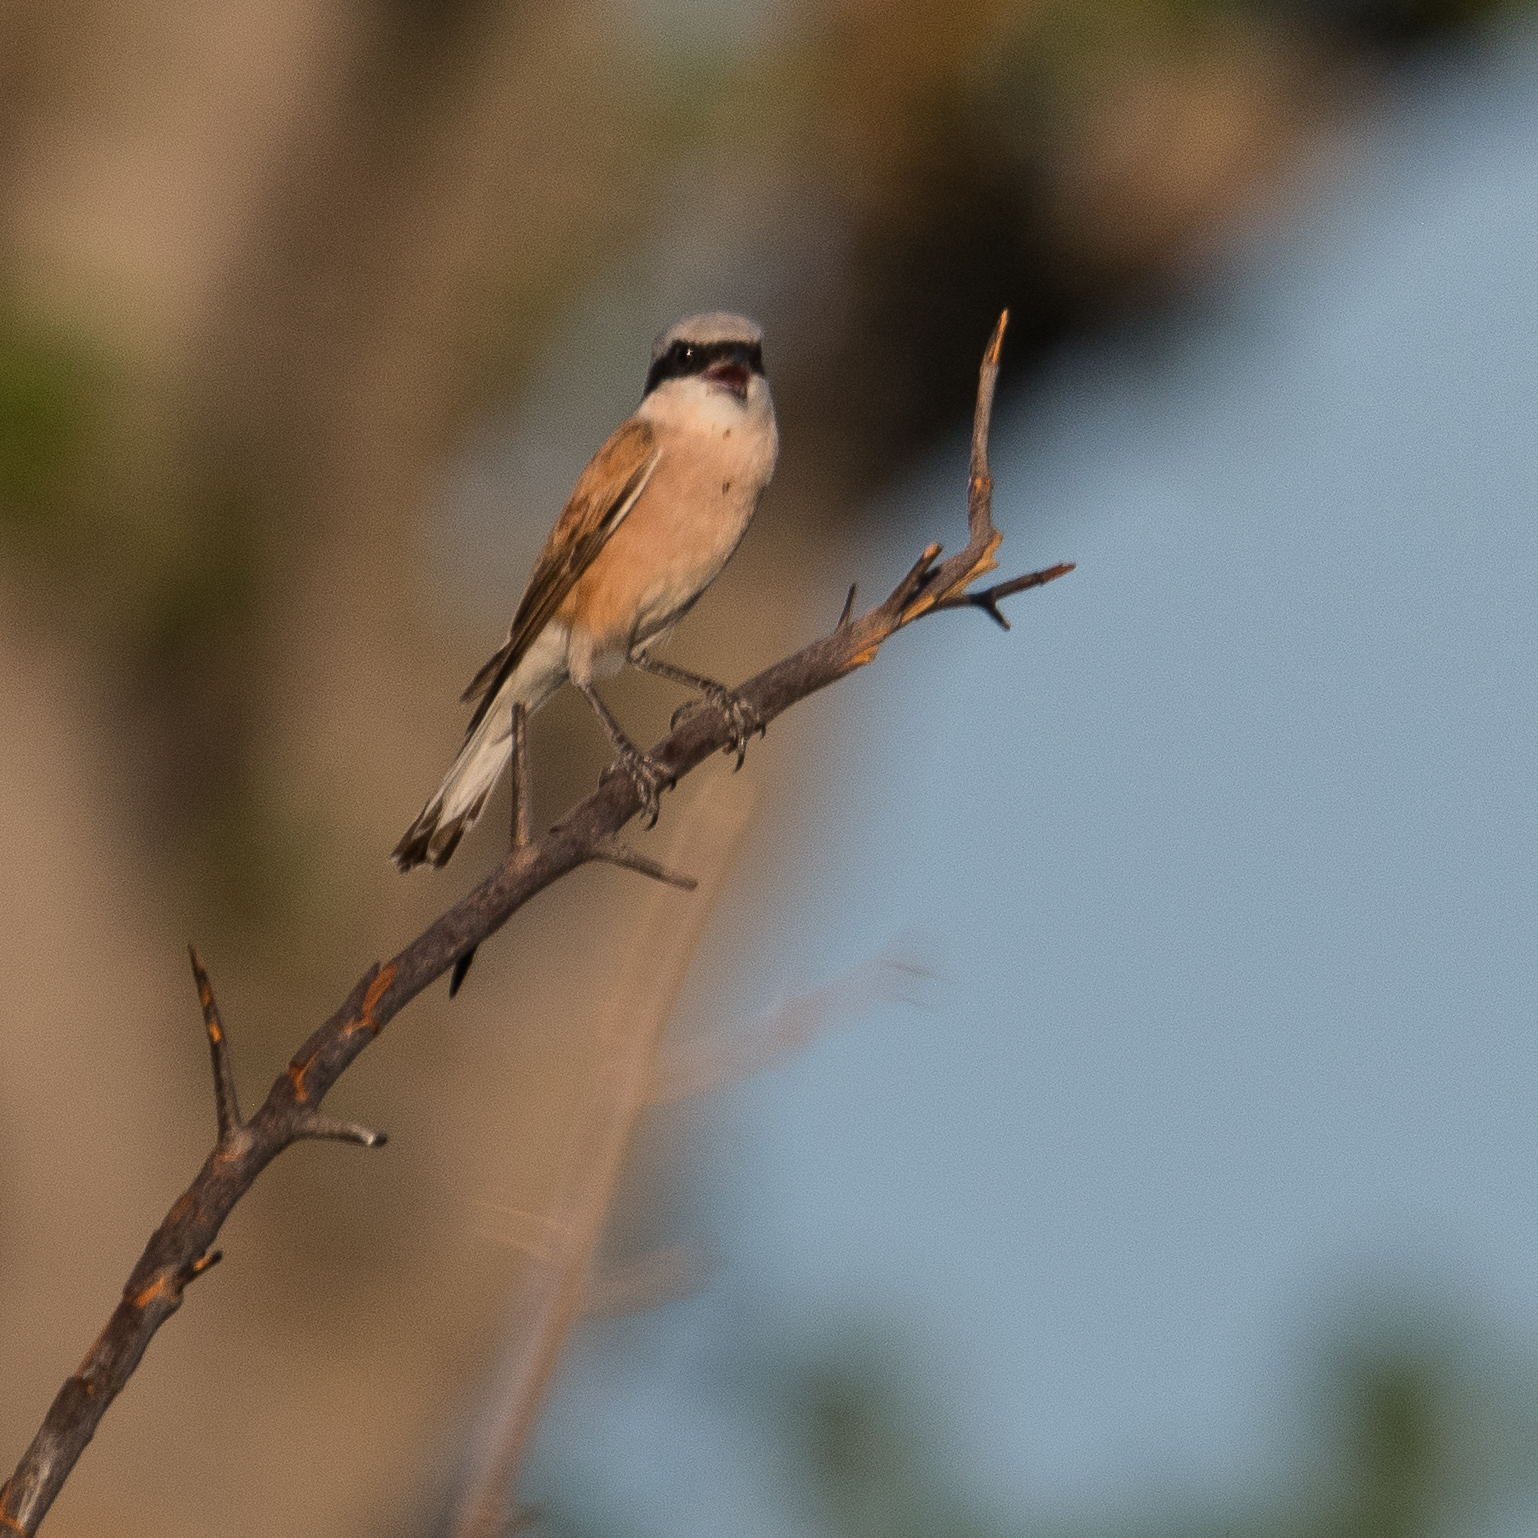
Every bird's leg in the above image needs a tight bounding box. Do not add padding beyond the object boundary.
[630,649,764,771]
[509,701,534,850]
[579,682,674,829]
[449,704,533,999]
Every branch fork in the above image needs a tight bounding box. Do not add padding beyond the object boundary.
[192,948,387,1150]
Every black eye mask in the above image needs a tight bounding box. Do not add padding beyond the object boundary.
[644,338,765,397]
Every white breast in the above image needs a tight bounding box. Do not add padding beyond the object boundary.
[560,372,778,682]
[630,373,778,639]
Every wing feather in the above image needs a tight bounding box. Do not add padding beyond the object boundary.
[460,418,660,733]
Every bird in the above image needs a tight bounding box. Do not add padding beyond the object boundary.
[392,311,779,873]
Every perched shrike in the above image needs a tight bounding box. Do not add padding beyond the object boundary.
[392,312,778,871]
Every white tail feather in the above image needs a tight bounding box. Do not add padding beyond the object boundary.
[392,627,568,870]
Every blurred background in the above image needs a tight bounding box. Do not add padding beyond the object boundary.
[2,0,1537,1533]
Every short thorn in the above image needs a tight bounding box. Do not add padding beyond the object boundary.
[887,544,945,610]
[189,943,243,1139]
[837,584,857,629]
[296,1114,388,1148]
[591,837,698,890]
[985,308,1009,366]
[449,949,476,998]
[935,560,1076,624]
[188,1250,222,1281]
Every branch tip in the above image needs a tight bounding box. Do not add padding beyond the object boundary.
[934,560,1076,626]
[886,543,944,612]
[295,1113,388,1148]
[591,838,698,891]
[186,1250,222,1282]
[837,583,857,630]
[188,944,242,1139]
[968,310,1008,541]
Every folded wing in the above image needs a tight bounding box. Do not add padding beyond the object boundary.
[461,418,661,734]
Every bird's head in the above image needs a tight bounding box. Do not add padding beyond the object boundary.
[643,313,767,407]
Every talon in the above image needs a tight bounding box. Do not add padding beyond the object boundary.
[602,744,673,828]
[672,684,763,769]
[724,693,765,770]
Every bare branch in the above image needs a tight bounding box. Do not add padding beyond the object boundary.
[188,946,241,1140]
[968,309,1008,546]
[450,783,753,1538]
[0,312,1073,1536]
[882,541,945,616]
[293,1114,388,1148]
[589,838,699,890]
[472,1206,572,1265]
[933,561,1078,630]
[448,950,475,1000]
[184,1250,223,1284]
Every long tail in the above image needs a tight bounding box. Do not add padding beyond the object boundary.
[391,697,514,870]
[393,635,568,871]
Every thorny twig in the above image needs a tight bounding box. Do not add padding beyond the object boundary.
[0,311,1072,1535]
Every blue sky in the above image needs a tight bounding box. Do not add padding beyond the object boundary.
[528,22,1538,1535]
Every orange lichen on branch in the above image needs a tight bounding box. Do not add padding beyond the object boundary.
[346,961,396,1038]
[982,310,1008,367]
[128,1273,180,1311]
[839,637,885,672]
[189,948,220,1025]
[363,962,395,1024]
[190,946,244,1140]
[287,1055,316,1103]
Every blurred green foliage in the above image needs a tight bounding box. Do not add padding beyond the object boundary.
[0,305,100,543]
[545,1314,1538,1538]
[0,293,283,921]
[792,1357,989,1538]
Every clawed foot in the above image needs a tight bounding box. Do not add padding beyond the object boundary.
[601,742,675,829]
[670,685,765,770]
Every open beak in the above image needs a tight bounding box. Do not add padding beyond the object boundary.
[704,360,750,400]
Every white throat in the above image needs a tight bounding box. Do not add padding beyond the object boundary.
[637,372,776,441]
